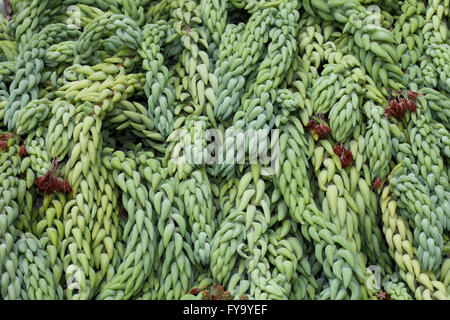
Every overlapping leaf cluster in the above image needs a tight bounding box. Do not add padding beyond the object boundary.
[0,0,449,300]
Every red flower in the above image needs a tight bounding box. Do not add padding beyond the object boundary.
[384,106,392,118]
[19,145,28,157]
[377,291,391,300]
[190,288,201,295]
[0,134,12,140]
[389,100,405,120]
[373,178,383,191]
[343,149,353,159]
[62,180,72,193]
[404,99,417,112]
[334,143,345,157]
[314,124,331,138]
[334,143,353,168]
[340,150,353,168]
[36,171,55,194]
[407,91,421,101]
[385,91,420,120]
[201,290,211,300]
[36,169,71,194]
[306,120,318,130]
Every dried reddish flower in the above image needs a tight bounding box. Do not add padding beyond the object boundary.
[60,180,72,193]
[197,284,233,300]
[343,149,353,159]
[334,143,345,157]
[201,290,211,300]
[190,288,201,295]
[307,119,330,139]
[36,171,55,194]
[314,124,331,138]
[0,134,12,140]
[0,140,7,151]
[306,120,318,130]
[36,162,71,194]
[373,178,383,191]
[404,99,417,112]
[215,285,232,300]
[377,291,391,300]
[385,91,420,121]
[223,291,232,300]
[19,145,28,157]
[340,150,353,168]
[407,91,421,101]
[0,132,13,151]
[398,97,406,106]
[385,100,405,121]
